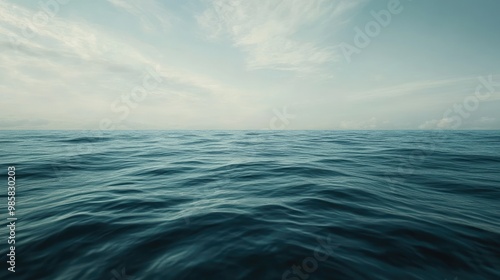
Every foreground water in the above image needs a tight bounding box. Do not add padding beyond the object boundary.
[0,130,499,280]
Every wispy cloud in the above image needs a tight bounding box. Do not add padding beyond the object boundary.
[1,0,499,130]
[0,1,252,129]
[0,1,240,96]
[347,76,482,102]
[107,0,173,33]
[340,117,381,129]
[197,0,364,74]
[418,118,455,130]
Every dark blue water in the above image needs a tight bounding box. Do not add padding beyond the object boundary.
[1,130,499,280]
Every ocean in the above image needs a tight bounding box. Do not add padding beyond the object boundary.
[1,130,499,280]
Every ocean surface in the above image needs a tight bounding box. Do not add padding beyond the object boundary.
[0,130,499,280]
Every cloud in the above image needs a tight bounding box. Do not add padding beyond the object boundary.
[340,117,380,129]
[0,118,50,129]
[480,117,495,123]
[418,118,455,130]
[2,1,499,130]
[348,77,478,102]
[197,0,363,74]
[107,0,173,33]
[0,1,239,96]
[0,1,254,129]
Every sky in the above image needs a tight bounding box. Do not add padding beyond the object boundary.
[1,0,499,130]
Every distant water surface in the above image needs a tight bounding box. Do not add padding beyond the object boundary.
[0,130,499,280]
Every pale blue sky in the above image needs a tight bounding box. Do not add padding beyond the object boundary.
[1,0,499,130]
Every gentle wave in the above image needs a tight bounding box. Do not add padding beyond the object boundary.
[0,130,499,280]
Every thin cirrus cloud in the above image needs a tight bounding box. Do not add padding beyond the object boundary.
[107,0,173,33]
[1,0,252,129]
[197,0,364,73]
[1,0,499,130]
[346,76,492,102]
